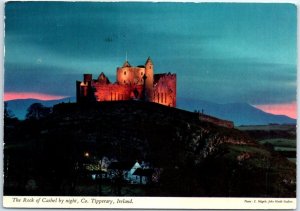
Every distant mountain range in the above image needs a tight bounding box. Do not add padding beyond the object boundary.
[5,97,296,126]
[177,98,296,126]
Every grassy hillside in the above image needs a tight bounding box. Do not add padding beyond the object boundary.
[237,125,296,164]
[4,101,296,197]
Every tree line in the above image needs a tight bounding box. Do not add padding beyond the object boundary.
[5,102,52,121]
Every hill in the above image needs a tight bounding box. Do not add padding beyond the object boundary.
[178,98,296,125]
[6,97,296,125]
[4,101,295,197]
[5,97,75,120]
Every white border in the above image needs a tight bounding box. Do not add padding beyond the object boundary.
[1,0,299,210]
[2,196,297,209]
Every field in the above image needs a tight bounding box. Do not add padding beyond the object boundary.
[237,125,296,163]
[237,124,296,132]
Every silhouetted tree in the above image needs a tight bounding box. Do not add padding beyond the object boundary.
[4,102,15,119]
[26,103,51,120]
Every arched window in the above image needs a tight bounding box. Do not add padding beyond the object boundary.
[124,71,126,75]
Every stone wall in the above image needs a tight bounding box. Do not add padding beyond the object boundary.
[77,58,176,107]
[198,113,234,128]
[116,66,146,86]
[153,73,176,107]
[93,83,144,102]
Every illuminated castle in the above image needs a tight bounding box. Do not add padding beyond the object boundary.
[76,57,176,107]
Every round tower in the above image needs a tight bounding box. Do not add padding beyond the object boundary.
[117,60,133,85]
[144,57,154,101]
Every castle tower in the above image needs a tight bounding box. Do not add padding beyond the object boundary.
[144,57,154,101]
[83,74,92,83]
[77,74,95,103]
[117,60,134,85]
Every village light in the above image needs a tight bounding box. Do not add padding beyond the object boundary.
[84,152,89,157]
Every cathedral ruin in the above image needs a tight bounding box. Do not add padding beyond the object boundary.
[76,57,176,107]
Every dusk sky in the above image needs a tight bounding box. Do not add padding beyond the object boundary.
[4,2,297,118]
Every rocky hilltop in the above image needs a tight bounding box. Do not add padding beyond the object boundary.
[4,101,296,197]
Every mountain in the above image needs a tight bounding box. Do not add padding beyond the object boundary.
[5,97,76,120]
[4,101,295,197]
[177,98,296,126]
[5,97,296,125]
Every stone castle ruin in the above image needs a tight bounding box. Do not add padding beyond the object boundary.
[76,57,234,128]
[76,57,176,107]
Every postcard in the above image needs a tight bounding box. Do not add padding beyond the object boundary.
[2,1,297,209]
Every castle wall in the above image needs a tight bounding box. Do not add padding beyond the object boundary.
[117,67,145,86]
[93,82,144,102]
[77,58,176,107]
[84,74,92,82]
[145,58,154,102]
[93,83,130,102]
[77,80,95,103]
[133,67,146,85]
[153,74,176,107]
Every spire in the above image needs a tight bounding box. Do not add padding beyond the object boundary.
[122,51,131,67]
[122,60,131,67]
[145,56,152,65]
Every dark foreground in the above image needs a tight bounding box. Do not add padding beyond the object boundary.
[4,101,296,197]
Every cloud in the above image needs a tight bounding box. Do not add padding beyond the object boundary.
[4,2,297,115]
[4,92,68,101]
[174,58,296,104]
[253,101,297,119]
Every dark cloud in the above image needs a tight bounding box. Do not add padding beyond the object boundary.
[4,2,297,105]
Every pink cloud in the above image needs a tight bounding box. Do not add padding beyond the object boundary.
[254,101,297,119]
[4,92,68,101]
